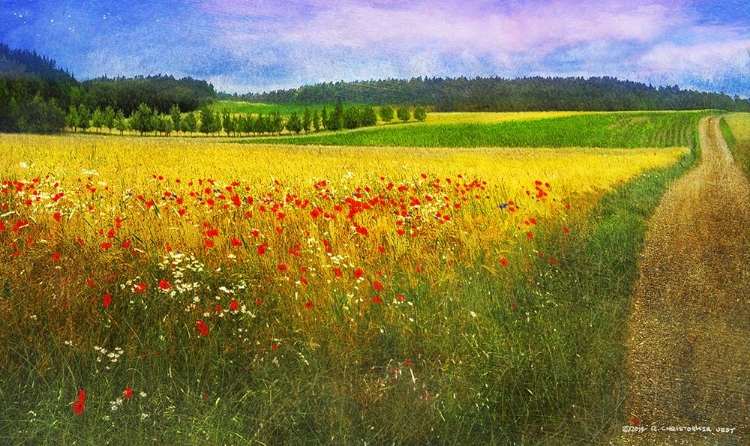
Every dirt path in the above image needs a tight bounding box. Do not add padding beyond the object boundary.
[620,116,750,445]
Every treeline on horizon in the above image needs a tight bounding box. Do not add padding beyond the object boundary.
[0,42,216,133]
[234,76,750,112]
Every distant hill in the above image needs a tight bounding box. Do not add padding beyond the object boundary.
[0,42,219,133]
[0,42,77,132]
[232,76,750,112]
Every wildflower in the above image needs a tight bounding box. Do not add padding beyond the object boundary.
[526,231,533,240]
[278,264,287,272]
[499,258,509,268]
[72,389,86,415]
[257,244,267,256]
[123,387,133,399]
[100,242,112,250]
[304,300,314,309]
[231,238,242,247]
[102,293,112,308]
[373,281,383,292]
[158,280,170,291]
[133,283,147,293]
[196,320,209,336]
[372,297,383,304]
[52,252,61,261]
[229,299,239,311]
[353,268,364,279]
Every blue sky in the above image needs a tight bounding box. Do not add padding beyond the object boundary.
[1,0,749,95]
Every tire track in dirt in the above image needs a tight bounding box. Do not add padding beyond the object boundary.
[620,116,750,445]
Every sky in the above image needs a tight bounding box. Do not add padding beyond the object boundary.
[1,0,749,95]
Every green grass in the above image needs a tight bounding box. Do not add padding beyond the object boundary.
[243,111,709,148]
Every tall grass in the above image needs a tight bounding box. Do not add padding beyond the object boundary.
[0,118,698,445]
[722,113,750,178]
[245,111,708,148]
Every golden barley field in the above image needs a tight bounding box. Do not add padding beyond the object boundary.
[0,124,691,444]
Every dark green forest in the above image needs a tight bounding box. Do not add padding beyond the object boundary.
[2,41,750,135]
[234,76,750,112]
[0,43,216,133]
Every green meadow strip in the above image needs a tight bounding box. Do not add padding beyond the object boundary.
[510,124,701,443]
[243,111,709,148]
[722,114,750,178]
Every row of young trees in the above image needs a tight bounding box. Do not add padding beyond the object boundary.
[64,103,428,136]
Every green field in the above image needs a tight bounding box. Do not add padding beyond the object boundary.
[209,100,335,115]
[243,111,709,148]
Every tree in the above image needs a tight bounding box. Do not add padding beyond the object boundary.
[361,106,377,127]
[200,107,218,135]
[343,106,360,129]
[413,106,427,122]
[17,94,65,134]
[170,104,181,136]
[270,112,284,135]
[321,107,328,130]
[285,112,303,134]
[78,104,91,132]
[326,104,343,131]
[222,108,234,136]
[302,108,312,133]
[182,112,197,135]
[379,105,394,123]
[103,105,116,132]
[312,109,321,132]
[66,105,80,133]
[397,106,410,123]
[114,109,127,135]
[130,102,155,136]
[91,108,105,132]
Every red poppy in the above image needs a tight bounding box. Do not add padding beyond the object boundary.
[278,264,287,272]
[231,238,242,247]
[72,399,85,415]
[53,212,62,222]
[526,232,533,240]
[334,268,343,277]
[257,244,267,256]
[550,258,557,264]
[397,294,405,302]
[86,279,95,287]
[133,283,147,293]
[204,238,215,248]
[196,320,209,336]
[158,280,170,290]
[122,240,131,249]
[123,387,133,399]
[373,281,383,292]
[100,242,112,250]
[102,293,112,308]
[304,300,314,309]
[563,227,570,233]
[215,305,222,313]
[229,299,239,311]
[72,389,86,415]
[52,252,61,261]
[353,268,364,279]
[499,258,509,268]
[372,297,383,304]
